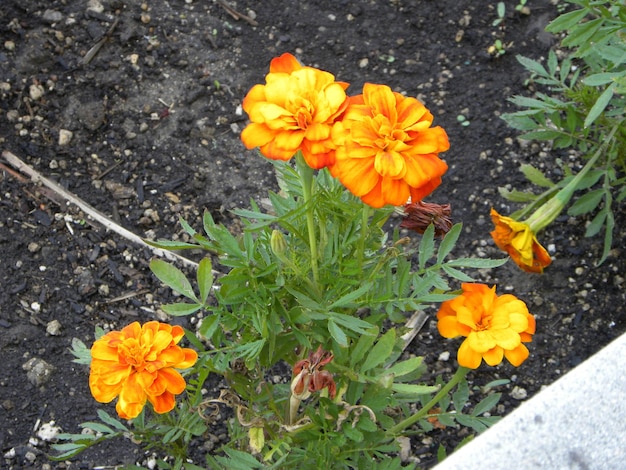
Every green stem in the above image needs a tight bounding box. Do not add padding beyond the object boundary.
[524,123,620,232]
[295,152,319,284]
[387,366,470,437]
[357,205,371,269]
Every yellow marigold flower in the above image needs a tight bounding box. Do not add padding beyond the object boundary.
[490,208,552,274]
[330,83,449,208]
[240,52,349,169]
[89,321,198,420]
[437,283,536,369]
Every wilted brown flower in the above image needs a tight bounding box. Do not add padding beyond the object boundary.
[400,201,452,237]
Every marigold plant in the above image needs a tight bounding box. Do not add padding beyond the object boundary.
[89,321,198,419]
[240,52,349,169]
[490,208,552,273]
[437,283,536,369]
[331,83,449,208]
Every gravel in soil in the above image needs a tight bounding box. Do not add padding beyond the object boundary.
[1,0,625,468]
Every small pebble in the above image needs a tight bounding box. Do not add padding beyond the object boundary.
[46,320,62,336]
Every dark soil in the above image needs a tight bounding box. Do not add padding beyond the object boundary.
[1,0,625,468]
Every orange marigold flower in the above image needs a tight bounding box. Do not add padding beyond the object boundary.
[437,283,536,369]
[240,53,349,169]
[490,208,552,274]
[330,83,449,208]
[89,321,198,420]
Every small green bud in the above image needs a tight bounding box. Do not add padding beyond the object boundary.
[270,229,288,259]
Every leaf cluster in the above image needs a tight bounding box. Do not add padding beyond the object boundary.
[500,0,626,263]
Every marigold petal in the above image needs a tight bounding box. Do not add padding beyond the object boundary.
[158,368,187,394]
[269,53,303,73]
[488,328,521,350]
[240,123,275,149]
[89,376,122,403]
[380,178,410,206]
[483,346,505,366]
[90,340,119,361]
[457,339,483,369]
[437,315,462,338]
[504,343,530,367]
[148,391,176,414]
[467,330,497,353]
[335,158,379,197]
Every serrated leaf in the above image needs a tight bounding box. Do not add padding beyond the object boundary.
[391,383,439,396]
[567,189,605,216]
[360,329,396,373]
[545,9,589,33]
[583,72,623,87]
[161,302,203,316]
[96,409,128,431]
[219,448,265,469]
[350,327,379,368]
[81,422,116,434]
[437,223,462,264]
[386,356,424,378]
[442,264,474,282]
[498,187,540,203]
[519,130,564,141]
[197,257,214,304]
[328,282,371,309]
[585,208,607,237]
[418,224,435,269]
[150,259,198,302]
[472,393,502,416]
[516,55,548,77]
[584,82,615,128]
[145,239,200,250]
[328,320,348,347]
[520,164,554,188]
[199,314,220,339]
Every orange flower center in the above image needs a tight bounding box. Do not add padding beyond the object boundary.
[292,96,313,129]
[118,338,148,371]
[475,313,493,332]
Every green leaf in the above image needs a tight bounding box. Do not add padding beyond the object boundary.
[197,257,214,304]
[472,393,502,416]
[567,189,605,216]
[418,224,435,269]
[145,239,200,250]
[498,187,540,203]
[520,164,554,188]
[96,409,128,431]
[516,55,548,77]
[583,72,624,87]
[199,314,220,339]
[161,302,203,316]
[585,208,607,237]
[518,130,564,141]
[446,257,508,269]
[391,383,439,396]
[328,282,372,309]
[81,422,115,434]
[360,329,396,373]
[437,223,462,264]
[150,259,198,302]
[328,320,348,347]
[350,326,379,368]
[442,264,474,282]
[386,356,424,378]
[584,82,615,128]
[545,9,589,33]
[217,448,265,469]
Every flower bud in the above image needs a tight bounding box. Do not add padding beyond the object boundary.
[270,229,288,259]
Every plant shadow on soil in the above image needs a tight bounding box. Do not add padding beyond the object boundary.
[1,0,625,468]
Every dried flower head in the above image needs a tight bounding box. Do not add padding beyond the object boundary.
[291,345,336,400]
[400,201,452,237]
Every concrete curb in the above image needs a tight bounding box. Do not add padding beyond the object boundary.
[434,333,626,469]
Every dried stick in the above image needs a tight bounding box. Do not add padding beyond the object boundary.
[2,150,198,269]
